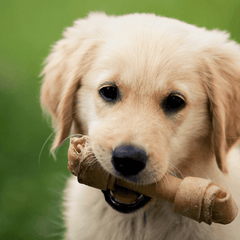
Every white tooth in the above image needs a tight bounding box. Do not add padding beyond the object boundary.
[136,194,143,201]
[110,191,115,197]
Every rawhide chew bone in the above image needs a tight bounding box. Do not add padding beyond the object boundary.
[68,136,239,225]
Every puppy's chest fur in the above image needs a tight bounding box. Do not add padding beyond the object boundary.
[89,204,215,240]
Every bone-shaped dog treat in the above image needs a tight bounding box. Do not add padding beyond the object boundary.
[68,136,239,225]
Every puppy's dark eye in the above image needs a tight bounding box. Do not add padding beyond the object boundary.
[99,86,118,102]
[162,93,186,113]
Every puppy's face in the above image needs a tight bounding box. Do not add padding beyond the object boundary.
[76,33,210,186]
[41,13,240,214]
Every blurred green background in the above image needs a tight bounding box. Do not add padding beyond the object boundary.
[0,0,239,239]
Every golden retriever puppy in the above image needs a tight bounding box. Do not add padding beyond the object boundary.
[41,12,240,240]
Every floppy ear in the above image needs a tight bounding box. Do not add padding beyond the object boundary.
[40,13,106,153]
[202,31,240,174]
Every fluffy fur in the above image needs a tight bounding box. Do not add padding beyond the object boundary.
[41,12,240,239]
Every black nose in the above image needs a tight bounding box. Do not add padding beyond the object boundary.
[111,145,147,176]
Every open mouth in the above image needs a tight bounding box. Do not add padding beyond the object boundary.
[102,185,151,213]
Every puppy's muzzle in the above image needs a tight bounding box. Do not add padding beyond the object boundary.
[111,145,147,177]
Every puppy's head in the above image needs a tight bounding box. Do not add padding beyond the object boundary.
[41,13,240,211]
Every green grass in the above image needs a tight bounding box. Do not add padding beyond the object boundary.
[0,0,239,239]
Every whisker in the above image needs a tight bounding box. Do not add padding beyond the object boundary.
[51,133,84,159]
[59,133,83,147]
[38,131,56,166]
[167,163,185,179]
[81,157,98,177]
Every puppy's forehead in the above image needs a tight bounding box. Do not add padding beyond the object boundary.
[93,53,200,99]
[90,27,205,100]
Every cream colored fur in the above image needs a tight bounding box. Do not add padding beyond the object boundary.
[41,12,240,239]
